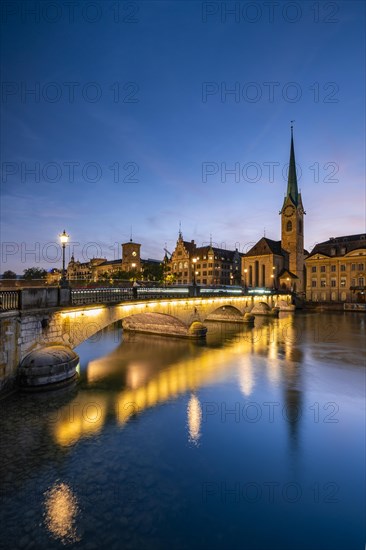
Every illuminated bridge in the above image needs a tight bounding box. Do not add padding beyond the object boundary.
[0,286,292,392]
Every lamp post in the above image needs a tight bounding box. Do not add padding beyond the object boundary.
[244,268,248,292]
[192,257,197,286]
[59,230,69,288]
[272,266,276,290]
[286,276,291,292]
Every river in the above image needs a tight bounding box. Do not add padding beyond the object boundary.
[0,312,365,549]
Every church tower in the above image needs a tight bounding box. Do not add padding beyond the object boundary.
[280,126,306,292]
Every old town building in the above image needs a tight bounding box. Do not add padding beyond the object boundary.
[305,234,366,303]
[167,232,242,285]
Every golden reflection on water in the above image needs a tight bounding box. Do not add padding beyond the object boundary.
[53,392,108,446]
[43,482,80,544]
[238,357,254,396]
[51,315,302,446]
[187,393,202,445]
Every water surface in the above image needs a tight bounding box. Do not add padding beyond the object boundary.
[0,312,365,549]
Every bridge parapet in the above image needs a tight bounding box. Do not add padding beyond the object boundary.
[1,286,292,312]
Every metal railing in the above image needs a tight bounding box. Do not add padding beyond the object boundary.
[0,290,20,311]
[71,287,133,305]
[1,286,286,310]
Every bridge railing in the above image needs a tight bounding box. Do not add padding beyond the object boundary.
[0,290,20,311]
[71,288,133,305]
[1,286,290,310]
[136,287,190,299]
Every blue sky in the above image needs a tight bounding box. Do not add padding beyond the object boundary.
[1,0,365,273]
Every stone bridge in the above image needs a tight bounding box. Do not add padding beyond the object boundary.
[0,286,292,392]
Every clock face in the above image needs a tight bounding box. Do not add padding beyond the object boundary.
[284,205,295,217]
[132,251,137,257]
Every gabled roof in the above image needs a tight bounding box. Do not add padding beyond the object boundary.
[307,234,366,259]
[181,240,197,254]
[245,237,286,257]
[278,268,298,279]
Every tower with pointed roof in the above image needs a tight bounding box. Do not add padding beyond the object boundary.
[280,125,306,292]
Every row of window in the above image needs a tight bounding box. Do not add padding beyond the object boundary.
[311,277,365,288]
[173,261,235,270]
[176,249,233,262]
[311,292,348,301]
[311,263,364,273]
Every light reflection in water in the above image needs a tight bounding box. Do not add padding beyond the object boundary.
[187,393,202,445]
[51,315,304,446]
[238,358,254,396]
[53,393,108,446]
[43,482,80,544]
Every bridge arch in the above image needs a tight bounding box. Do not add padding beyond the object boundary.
[205,305,244,322]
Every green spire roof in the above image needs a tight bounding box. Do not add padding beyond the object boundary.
[286,125,299,206]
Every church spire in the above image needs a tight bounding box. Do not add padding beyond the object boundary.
[286,122,299,206]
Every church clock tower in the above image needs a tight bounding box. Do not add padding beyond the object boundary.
[280,126,306,292]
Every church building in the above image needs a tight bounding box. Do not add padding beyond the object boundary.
[242,127,307,294]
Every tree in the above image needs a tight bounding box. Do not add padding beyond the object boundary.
[143,262,163,282]
[165,273,177,285]
[2,270,17,279]
[110,270,127,281]
[23,267,48,280]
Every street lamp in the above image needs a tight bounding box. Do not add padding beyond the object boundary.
[59,230,69,287]
[286,276,291,291]
[272,266,276,289]
[244,268,248,291]
[192,257,197,286]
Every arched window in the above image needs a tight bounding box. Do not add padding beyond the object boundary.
[255,261,259,287]
[261,264,266,286]
[286,221,292,232]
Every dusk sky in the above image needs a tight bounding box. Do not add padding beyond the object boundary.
[1,0,365,273]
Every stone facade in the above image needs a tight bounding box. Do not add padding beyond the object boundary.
[243,238,287,289]
[305,235,366,302]
[121,240,141,272]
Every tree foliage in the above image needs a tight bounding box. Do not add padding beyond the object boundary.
[2,270,17,279]
[23,267,48,280]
